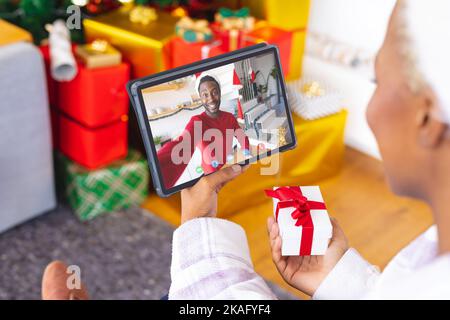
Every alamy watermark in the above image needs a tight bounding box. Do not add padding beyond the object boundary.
[66,5,82,30]
[66,265,82,290]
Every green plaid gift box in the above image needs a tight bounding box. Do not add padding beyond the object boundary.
[55,149,149,221]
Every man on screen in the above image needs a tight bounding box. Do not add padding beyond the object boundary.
[157,74,251,189]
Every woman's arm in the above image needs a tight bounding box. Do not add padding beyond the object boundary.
[312,249,381,300]
[169,165,276,300]
[169,218,276,300]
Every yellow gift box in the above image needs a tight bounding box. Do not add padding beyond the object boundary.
[75,40,122,69]
[263,0,310,80]
[222,0,310,29]
[0,19,32,47]
[143,110,347,219]
[83,5,180,78]
[286,30,307,80]
[264,0,310,30]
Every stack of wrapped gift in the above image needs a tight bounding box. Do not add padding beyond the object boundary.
[41,41,130,169]
[39,39,149,220]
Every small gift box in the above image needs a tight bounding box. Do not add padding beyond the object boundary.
[211,7,255,52]
[265,186,333,256]
[175,16,213,43]
[57,60,130,127]
[169,16,225,67]
[75,40,122,69]
[55,149,149,221]
[169,37,225,68]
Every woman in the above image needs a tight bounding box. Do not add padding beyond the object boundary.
[40,0,450,300]
[156,74,251,189]
[169,0,450,299]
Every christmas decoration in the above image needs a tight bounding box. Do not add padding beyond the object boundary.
[47,19,78,81]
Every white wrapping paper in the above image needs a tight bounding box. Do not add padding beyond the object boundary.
[272,186,333,256]
[48,20,77,82]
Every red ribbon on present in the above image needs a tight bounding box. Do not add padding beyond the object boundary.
[265,186,327,255]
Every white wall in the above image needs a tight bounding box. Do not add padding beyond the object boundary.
[305,0,396,158]
[308,0,395,53]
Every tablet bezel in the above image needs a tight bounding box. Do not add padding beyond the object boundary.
[127,44,297,197]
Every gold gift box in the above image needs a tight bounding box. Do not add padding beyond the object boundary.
[83,5,180,78]
[144,110,347,218]
[75,41,122,69]
[220,0,310,29]
[0,19,32,47]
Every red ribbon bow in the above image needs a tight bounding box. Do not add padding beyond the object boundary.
[265,186,327,255]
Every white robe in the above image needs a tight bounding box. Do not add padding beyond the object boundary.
[169,218,450,300]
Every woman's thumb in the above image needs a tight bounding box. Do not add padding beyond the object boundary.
[204,165,243,190]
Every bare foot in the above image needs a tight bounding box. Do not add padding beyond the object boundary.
[41,261,89,300]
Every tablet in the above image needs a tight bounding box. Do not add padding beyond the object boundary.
[127,44,296,197]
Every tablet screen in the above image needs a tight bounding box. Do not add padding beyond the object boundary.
[140,50,294,190]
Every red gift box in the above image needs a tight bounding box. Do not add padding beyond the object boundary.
[245,26,293,76]
[50,107,59,150]
[57,61,130,128]
[39,45,57,106]
[210,22,247,52]
[40,45,61,107]
[169,37,226,68]
[57,111,128,169]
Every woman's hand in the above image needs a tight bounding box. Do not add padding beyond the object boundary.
[267,216,349,297]
[181,164,247,224]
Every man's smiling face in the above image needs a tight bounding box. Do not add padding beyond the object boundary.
[199,80,221,118]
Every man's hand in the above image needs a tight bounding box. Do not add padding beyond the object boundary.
[267,216,349,297]
[181,164,247,224]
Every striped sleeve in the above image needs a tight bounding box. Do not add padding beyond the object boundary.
[169,218,277,300]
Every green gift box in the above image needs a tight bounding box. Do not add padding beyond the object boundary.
[56,149,149,221]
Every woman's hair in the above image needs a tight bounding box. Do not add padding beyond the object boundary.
[197,75,221,94]
[395,0,450,125]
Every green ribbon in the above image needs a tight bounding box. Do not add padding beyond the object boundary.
[218,7,250,18]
